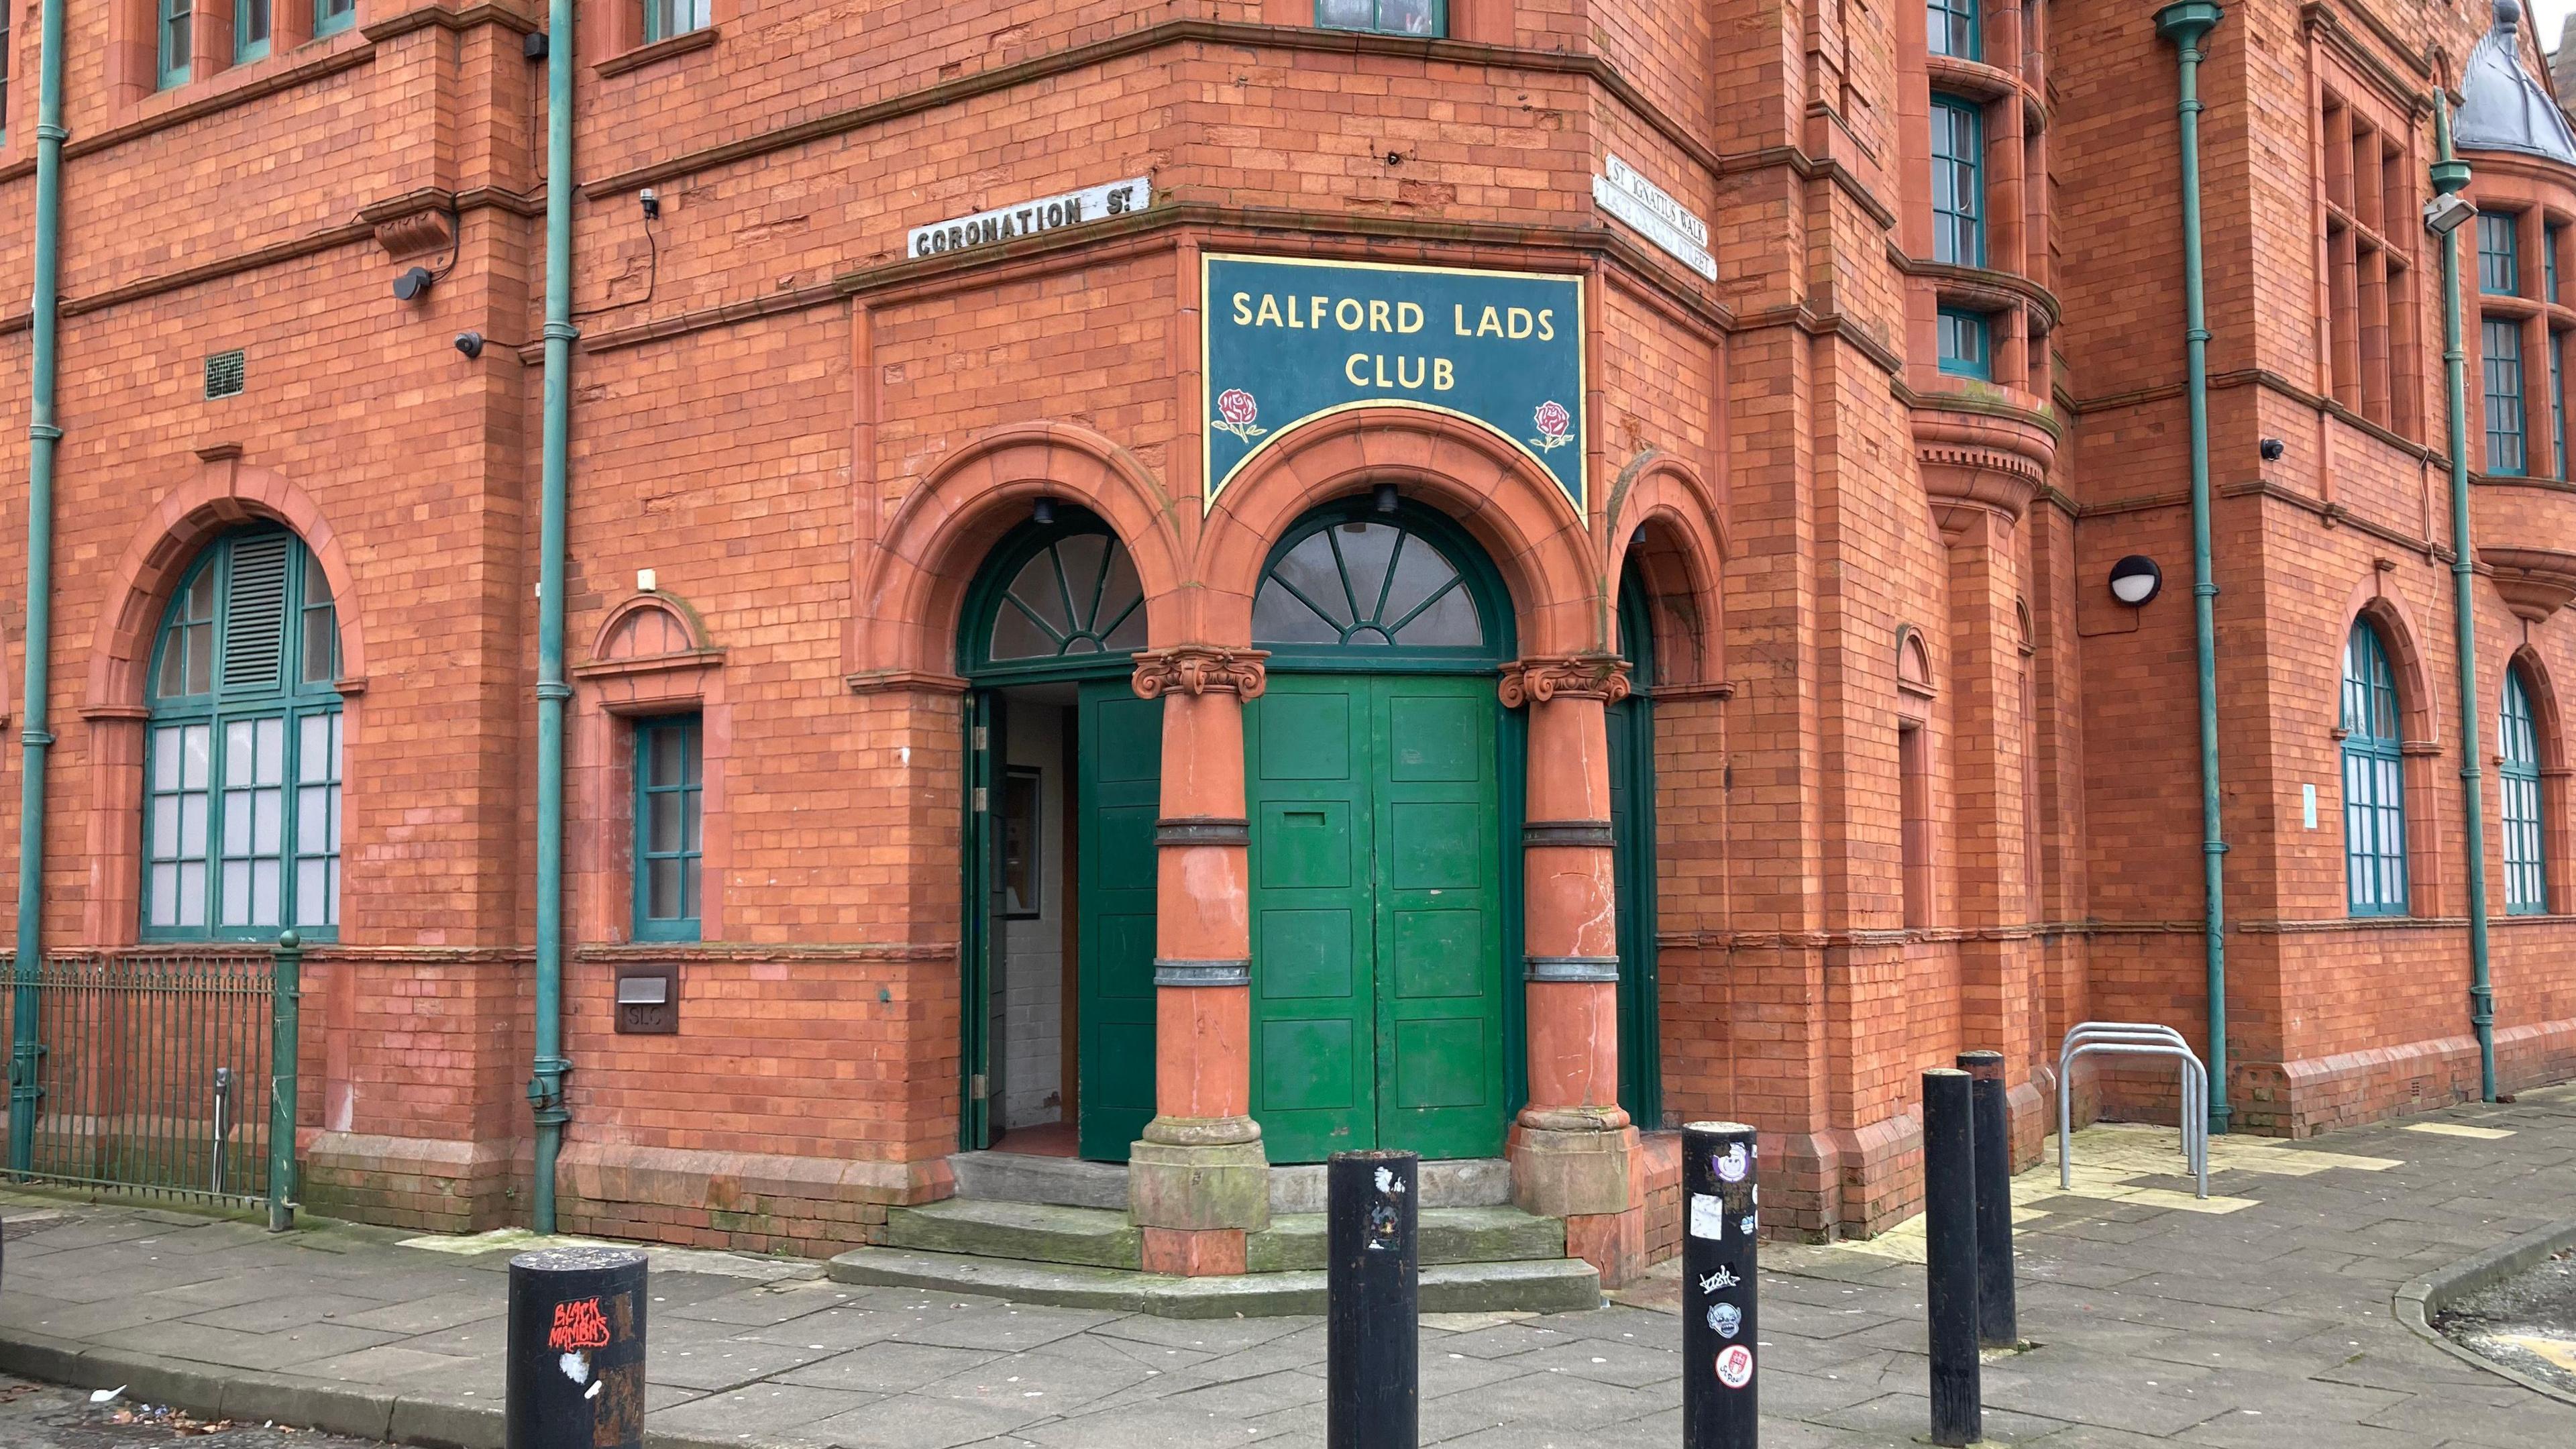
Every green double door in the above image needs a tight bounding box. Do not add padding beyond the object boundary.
[1076,682,1162,1159]
[1246,674,1507,1163]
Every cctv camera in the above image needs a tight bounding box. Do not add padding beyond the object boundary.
[2259,438,2285,462]
[455,331,485,359]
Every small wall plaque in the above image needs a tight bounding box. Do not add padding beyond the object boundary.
[614,963,680,1034]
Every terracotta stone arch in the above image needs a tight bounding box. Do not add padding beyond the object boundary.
[857,422,1186,680]
[2339,576,2443,915]
[2504,645,2573,911]
[1602,449,1729,688]
[2339,576,2438,747]
[1195,408,1597,654]
[78,453,365,945]
[590,592,716,665]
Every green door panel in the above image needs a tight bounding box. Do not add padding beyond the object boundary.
[1248,674,1505,1163]
[1077,684,1163,1160]
[1607,575,1662,1126]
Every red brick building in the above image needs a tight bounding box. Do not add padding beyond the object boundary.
[2,0,2573,1289]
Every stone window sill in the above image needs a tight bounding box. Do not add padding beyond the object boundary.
[597,25,718,79]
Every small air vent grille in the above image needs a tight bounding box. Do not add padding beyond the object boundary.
[205,351,246,400]
[220,534,291,692]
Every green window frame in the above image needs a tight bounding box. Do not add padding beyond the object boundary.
[961,512,1149,685]
[1250,501,1504,668]
[642,0,711,43]
[235,0,270,63]
[1937,309,1990,378]
[1928,0,1980,59]
[159,0,194,89]
[2548,223,2563,304]
[633,715,704,941]
[314,0,356,38]
[2556,331,2569,479]
[1931,95,1984,268]
[2341,620,2408,918]
[2485,318,2527,475]
[2502,667,2548,915]
[1,0,13,144]
[144,529,343,940]
[1313,0,1444,38]
[2479,213,2520,297]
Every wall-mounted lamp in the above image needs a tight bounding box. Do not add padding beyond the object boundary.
[1031,497,1057,526]
[392,266,435,303]
[2109,554,2164,608]
[641,188,661,221]
[2259,437,2285,462]
[2424,192,2478,238]
[1373,482,1400,515]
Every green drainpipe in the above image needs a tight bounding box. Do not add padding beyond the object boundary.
[2158,0,2231,1134]
[7,0,70,1173]
[527,0,576,1232]
[2429,99,2498,1103]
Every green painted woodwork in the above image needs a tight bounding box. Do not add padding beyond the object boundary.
[959,691,1004,1150]
[1246,674,1505,1163]
[1607,574,1662,1128]
[1077,682,1163,1159]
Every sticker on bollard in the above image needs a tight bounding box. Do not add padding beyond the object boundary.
[508,1246,647,1449]
[1682,1120,1759,1448]
[1327,1150,1418,1449]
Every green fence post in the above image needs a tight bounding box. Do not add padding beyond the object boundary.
[268,930,301,1231]
[5,949,34,1175]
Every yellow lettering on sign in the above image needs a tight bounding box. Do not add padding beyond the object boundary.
[1311,296,1330,330]
[1433,358,1455,390]
[1507,307,1534,339]
[1454,305,1470,337]
[1337,298,1365,331]
[1476,307,1503,338]
[1396,356,1425,388]
[1346,353,1371,386]
[1398,302,1424,333]
[1368,300,1391,332]
[1232,292,1254,325]
[1255,294,1284,327]
[1537,309,1554,341]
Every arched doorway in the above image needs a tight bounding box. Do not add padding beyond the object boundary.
[1244,496,1518,1162]
[1607,568,1660,1127]
[958,509,1159,1158]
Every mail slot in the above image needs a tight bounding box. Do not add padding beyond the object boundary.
[614,963,680,1034]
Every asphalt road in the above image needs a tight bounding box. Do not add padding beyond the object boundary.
[2438,1245,2576,1399]
[0,1377,388,1448]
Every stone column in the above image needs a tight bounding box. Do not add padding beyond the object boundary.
[1500,655,1640,1273]
[1126,645,1270,1275]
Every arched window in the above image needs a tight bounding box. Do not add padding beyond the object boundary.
[963,514,1147,675]
[145,529,343,938]
[2502,666,2548,914]
[1251,504,1498,661]
[2341,620,2407,917]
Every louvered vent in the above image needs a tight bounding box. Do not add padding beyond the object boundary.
[221,535,291,692]
[205,350,246,400]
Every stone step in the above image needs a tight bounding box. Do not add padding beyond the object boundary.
[1269,1158,1513,1213]
[1246,1206,1564,1273]
[886,1198,1142,1269]
[946,1150,1127,1210]
[825,1246,1599,1318]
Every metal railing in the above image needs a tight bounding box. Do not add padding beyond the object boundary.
[2056,1020,2210,1199]
[3,937,301,1224]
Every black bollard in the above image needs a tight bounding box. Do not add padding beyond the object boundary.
[1957,1050,2018,1349]
[506,1246,648,1449]
[1681,1120,1761,1448]
[1923,1068,1982,1448]
[1327,1149,1418,1449]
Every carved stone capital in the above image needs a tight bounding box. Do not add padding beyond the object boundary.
[1497,655,1631,707]
[1131,646,1269,700]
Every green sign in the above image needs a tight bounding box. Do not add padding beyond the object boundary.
[1201,254,1586,507]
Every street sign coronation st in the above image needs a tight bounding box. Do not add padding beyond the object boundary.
[1201,254,1586,508]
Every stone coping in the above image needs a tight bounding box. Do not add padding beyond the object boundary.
[2394,1212,2576,1408]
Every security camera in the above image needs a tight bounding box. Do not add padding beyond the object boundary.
[2259,437,2286,462]
[455,331,485,359]
[392,266,434,302]
[641,188,661,221]
[2424,192,2479,237]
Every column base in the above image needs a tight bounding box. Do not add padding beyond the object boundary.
[1141,1226,1248,1277]
[1128,1124,1269,1232]
[1508,1122,1639,1219]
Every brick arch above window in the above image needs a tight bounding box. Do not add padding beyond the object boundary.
[588,592,717,668]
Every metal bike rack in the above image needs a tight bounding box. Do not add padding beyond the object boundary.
[2056,1021,2210,1199]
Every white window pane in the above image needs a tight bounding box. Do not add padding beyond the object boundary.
[150,864,178,926]
[298,861,327,924]
[327,860,340,924]
[252,860,280,925]
[154,729,184,791]
[223,792,252,855]
[221,863,248,924]
[152,796,179,857]
[227,721,255,781]
[254,789,282,855]
[327,784,341,851]
[184,726,211,788]
[299,786,327,847]
[328,712,342,771]
[181,796,208,857]
[256,717,284,782]
[300,714,328,781]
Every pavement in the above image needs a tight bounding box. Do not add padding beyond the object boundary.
[0,1085,2571,1448]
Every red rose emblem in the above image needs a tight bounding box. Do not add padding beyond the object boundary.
[1218,388,1258,425]
[1529,400,1575,451]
